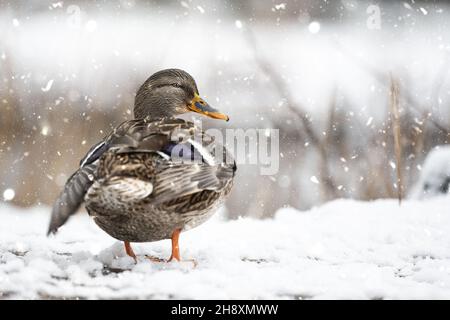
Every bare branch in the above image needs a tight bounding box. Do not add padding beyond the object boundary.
[389,75,403,204]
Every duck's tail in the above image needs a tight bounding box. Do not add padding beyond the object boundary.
[47,163,97,235]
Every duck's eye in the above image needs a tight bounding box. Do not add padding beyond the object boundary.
[171,83,182,88]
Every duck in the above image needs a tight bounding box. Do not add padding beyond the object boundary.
[48,69,236,263]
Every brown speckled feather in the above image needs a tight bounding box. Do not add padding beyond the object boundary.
[49,117,235,242]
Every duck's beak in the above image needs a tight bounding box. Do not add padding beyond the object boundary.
[188,93,229,121]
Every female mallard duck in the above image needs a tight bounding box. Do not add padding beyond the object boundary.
[48,69,236,263]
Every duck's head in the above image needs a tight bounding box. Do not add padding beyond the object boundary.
[134,69,229,121]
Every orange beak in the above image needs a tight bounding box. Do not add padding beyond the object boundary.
[188,93,229,121]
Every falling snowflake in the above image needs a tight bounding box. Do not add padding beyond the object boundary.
[41,126,50,136]
[273,3,287,11]
[3,189,15,201]
[51,2,63,8]
[41,79,54,92]
[197,6,205,14]
[310,176,319,184]
[308,21,320,34]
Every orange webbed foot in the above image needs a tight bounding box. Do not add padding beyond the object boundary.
[167,228,197,267]
[124,230,197,267]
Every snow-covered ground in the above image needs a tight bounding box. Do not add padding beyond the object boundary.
[1,197,450,300]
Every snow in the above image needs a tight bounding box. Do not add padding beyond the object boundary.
[310,176,320,184]
[41,79,54,92]
[2,198,450,299]
[409,145,450,199]
[420,8,428,15]
[308,21,321,34]
[273,3,287,11]
[2,189,15,202]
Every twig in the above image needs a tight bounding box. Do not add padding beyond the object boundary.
[389,75,403,204]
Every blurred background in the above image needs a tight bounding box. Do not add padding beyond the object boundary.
[1,0,450,218]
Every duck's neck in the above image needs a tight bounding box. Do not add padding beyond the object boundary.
[133,105,174,121]
[133,98,181,120]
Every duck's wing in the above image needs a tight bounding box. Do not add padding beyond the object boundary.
[105,118,235,204]
[150,138,235,205]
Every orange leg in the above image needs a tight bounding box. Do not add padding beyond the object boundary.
[168,228,181,262]
[124,241,137,263]
[127,229,196,266]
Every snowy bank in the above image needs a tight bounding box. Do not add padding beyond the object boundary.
[409,145,450,199]
[1,198,450,299]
